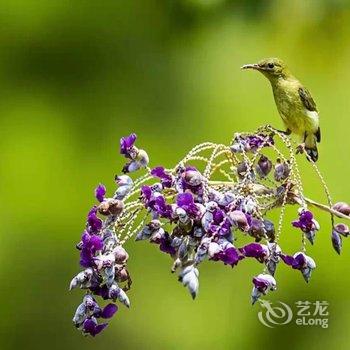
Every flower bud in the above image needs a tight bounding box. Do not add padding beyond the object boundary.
[115,175,133,186]
[274,159,290,182]
[230,142,244,153]
[149,220,161,231]
[208,242,221,258]
[179,265,199,299]
[228,210,249,231]
[183,169,202,187]
[98,199,124,216]
[256,155,272,178]
[113,246,129,263]
[122,149,149,173]
[114,175,133,200]
[176,207,189,224]
[117,288,130,308]
[108,283,120,300]
[300,255,316,283]
[242,197,256,213]
[264,219,275,242]
[332,202,350,216]
[149,228,164,244]
[266,243,281,276]
[116,267,129,282]
[236,161,248,179]
[69,268,94,290]
[331,229,342,255]
[249,218,265,241]
[334,223,349,237]
[193,226,204,238]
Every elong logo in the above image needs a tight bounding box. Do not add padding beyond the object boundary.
[257,300,329,328]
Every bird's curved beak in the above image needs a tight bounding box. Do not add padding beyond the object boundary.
[241,63,260,70]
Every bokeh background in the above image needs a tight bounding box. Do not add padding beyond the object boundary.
[1,0,350,349]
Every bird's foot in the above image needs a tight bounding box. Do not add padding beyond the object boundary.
[296,143,305,155]
[275,128,291,136]
[262,125,291,136]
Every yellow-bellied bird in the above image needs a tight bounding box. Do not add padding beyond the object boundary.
[242,58,321,162]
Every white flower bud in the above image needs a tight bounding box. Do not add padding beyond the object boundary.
[179,265,199,299]
[69,268,93,290]
[117,288,130,308]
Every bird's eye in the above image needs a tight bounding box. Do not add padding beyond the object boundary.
[268,63,274,69]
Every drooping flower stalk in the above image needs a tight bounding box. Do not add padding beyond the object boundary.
[69,126,350,336]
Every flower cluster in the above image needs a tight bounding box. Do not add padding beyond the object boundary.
[70,128,350,336]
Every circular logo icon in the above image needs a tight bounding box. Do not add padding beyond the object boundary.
[258,300,293,328]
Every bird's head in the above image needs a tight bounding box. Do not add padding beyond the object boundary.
[241,58,290,80]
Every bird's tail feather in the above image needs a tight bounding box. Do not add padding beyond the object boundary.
[305,132,319,162]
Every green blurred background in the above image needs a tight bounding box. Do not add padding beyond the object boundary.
[1,0,350,349]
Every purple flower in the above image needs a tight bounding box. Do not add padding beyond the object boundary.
[206,209,232,237]
[210,242,243,267]
[72,129,349,337]
[79,231,104,268]
[253,274,275,292]
[87,207,103,234]
[251,273,276,304]
[90,285,111,300]
[231,134,273,153]
[292,209,320,244]
[72,294,114,336]
[82,318,108,337]
[159,233,176,255]
[217,247,242,267]
[120,133,137,157]
[95,184,106,203]
[177,193,199,218]
[154,196,173,219]
[281,252,305,269]
[141,185,152,203]
[281,252,316,282]
[141,186,159,211]
[292,210,313,230]
[239,243,269,262]
[151,167,174,188]
[100,303,118,319]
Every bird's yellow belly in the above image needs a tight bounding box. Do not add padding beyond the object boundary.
[276,98,319,137]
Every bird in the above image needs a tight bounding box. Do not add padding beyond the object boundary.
[241,58,321,162]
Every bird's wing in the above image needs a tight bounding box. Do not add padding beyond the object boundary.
[299,86,321,143]
[298,87,317,112]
